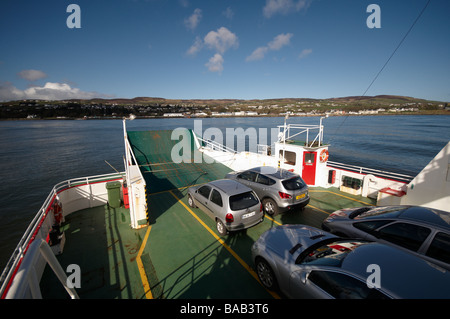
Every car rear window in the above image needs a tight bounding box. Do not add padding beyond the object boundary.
[282,176,306,190]
[229,191,259,211]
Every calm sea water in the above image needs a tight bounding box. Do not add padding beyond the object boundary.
[0,115,449,270]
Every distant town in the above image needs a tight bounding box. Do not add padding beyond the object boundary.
[1,95,448,120]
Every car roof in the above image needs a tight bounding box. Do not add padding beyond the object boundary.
[341,242,450,298]
[208,179,252,196]
[361,206,450,229]
[247,166,298,180]
[399,206,450,228]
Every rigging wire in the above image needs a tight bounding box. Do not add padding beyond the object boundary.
[329,0,432,142]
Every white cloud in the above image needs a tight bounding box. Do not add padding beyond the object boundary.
[205,53,224,73]
[186,36,203,55]
[184,8,202,31]
[246,47,269,62]
[179,0,189,8]
[0,82,113,101]
[263,0,312,18]
[186,27,238,73]
[268,33,293,50]
[246,33,293,62]
[204,27,239,54]
[17,69,47,81]
[223,7,234,19]
[298,48,312,59]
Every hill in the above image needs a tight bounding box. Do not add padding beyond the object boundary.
[0,95,448,119]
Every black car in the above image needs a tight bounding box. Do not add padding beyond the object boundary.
[322,205,450,270]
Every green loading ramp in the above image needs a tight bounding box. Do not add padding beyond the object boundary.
[127,129,232,194]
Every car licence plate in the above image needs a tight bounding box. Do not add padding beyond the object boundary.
[296,194,306,200]
[242,211,256,219]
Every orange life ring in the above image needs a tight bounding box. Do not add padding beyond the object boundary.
[319,149,329,163]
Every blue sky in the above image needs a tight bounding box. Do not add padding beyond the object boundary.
[1,0,449,102]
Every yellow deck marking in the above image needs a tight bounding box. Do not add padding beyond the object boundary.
[307,204,331,215]
[309,189,374,206]
[170,190,281,299]
[136,225,153,299]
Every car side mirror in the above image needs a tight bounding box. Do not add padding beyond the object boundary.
[300,271,310,285]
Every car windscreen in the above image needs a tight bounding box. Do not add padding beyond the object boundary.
[282,176,306,190]
[353,206,405,220]
[229,191,259,211]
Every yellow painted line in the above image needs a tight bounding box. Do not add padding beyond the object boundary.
[136,225,153,299]
[309,189,374,206]
[169,190,281,299]
[307,204,331,215]
[264,214,282,226]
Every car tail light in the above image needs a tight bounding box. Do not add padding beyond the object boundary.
[260,203,263,212]
[226,213,234,223]
[278,191,292,199]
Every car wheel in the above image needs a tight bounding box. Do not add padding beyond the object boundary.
[216,219,228,236]
[188,194,196,208]
[256,258,278,290]
[263,198,279,216]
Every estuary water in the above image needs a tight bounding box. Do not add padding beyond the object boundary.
[0,115,449,270]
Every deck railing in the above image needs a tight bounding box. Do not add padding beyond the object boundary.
[0,172,124,299]
[327,161,414,182]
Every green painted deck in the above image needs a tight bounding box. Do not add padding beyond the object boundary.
[41,189,374,299]
[40,129,375,299]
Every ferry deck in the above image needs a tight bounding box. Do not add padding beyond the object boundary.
[38,129,375,299]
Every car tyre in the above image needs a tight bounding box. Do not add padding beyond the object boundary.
[216,219,228,236]
[256,258,278,290]
[188,194,196,208]
[263,198,279,216]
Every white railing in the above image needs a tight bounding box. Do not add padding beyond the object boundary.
[198,136,237,154]
[0,172,124,299]
[278,119,327,148]
[327,161,414,182]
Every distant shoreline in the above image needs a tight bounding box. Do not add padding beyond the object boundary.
[1,110,448,121]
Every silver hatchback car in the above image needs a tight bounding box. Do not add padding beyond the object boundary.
[252,225,450,299]
[226,166,309,216]
[187,179,264,236]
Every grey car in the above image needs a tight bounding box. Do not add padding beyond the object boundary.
[322,205,450,270]
[187,179,264,236]
[226,166,309,216]
[251,225,450,299]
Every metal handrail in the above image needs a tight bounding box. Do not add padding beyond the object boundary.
[0,172,123,298]
[197,136,237,154]
[327,161,414,182]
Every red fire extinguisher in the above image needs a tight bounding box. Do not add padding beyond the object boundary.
[123,180,130,209]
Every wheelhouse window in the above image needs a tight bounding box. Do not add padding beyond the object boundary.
[279,150,296,166]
